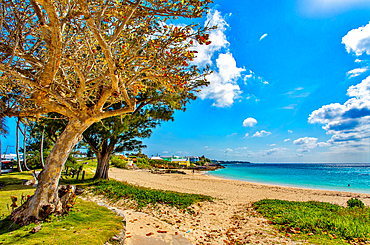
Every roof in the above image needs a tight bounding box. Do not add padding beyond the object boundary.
[150,156,163,160]
[171,159,188,162]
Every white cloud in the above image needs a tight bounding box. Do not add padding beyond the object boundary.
[224,148,234,153]
[293,137,318,152]
[252,130,271,137]
[259,33,268,41]
[342,22,370,56]
[192,10,229,66]
[162,151,169,154]
[227,133,237,137]
[346,67,369,78]
[236,146,248,150]
[282,104,296,110]
[288,130,293,133]
[309,75,370,151]
[270,144,277,146]
[294,137,318,147]
[242,117,257,127]
[199,53,243,107]
[244,133,249,138]
[244,70,269,85]
[284,138,290,142]
[194,10,246,108]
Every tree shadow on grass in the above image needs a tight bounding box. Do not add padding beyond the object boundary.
[0,184,36,192]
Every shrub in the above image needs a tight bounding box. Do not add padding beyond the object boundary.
[135,158,152,169]
[110,155,128,169]
[347,198,365,209]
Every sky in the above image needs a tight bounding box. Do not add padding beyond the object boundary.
[2,0,370,163]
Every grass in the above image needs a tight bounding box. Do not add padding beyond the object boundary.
[90,179,213,209]
[0,168,123,245]
[253,199,370,244]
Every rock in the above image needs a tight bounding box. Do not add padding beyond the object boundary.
[30,224,42,233]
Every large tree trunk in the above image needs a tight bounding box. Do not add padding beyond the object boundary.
[11,118,92,226]
[93,142,115,179]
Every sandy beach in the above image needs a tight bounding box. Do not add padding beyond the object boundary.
[109,168,370,207]
[91,167,370,244]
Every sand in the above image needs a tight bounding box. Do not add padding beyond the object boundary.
[101,168,370,244]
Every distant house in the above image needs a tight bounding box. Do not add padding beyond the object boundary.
[187,156,199,163]
[160,156,173,162]
[150,156,164,161]
[171,158,190,167]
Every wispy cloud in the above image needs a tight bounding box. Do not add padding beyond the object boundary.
[244,70,269,85]
[259,33,268,41]
[252,130,272,137]
[346,67,369,78]
[284,138,290,142]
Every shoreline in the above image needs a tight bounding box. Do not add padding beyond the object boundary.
[108,168,370,207]
[203,170,370,195]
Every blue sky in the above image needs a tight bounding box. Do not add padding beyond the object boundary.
[142,0,370,163]
[2,0,370,163]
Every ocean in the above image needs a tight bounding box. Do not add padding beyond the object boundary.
[207,163,370,194]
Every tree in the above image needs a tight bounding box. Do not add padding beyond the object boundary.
[84,101,174,179]
[0,0,212,225]
[0,117,8,164]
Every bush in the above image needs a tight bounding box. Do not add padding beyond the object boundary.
[110,155,128,169]
[135,158,152,169]
[347,198,365,209]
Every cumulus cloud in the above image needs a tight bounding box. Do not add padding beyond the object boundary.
[195,10,247,108]
[252,130,272,137]
[308,76,370,149]
[259,33,268,41]
[342,22,370,56]
[192,10,229,66]
[199,52,243,107]
[244,133,249,138]
[284,138,290,142]
[243,117,257,127]
[346,67,369,78]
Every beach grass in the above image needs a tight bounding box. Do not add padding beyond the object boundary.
[253,199,370,244]
[89,179,213,209]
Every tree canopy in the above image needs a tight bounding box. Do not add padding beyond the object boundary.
[0,0,212,122]
[0,0,213,226]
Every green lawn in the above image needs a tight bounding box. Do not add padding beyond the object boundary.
[253,199,370,245]
[0,170,123,245]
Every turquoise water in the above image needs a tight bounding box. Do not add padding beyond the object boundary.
[207,163,370,194]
